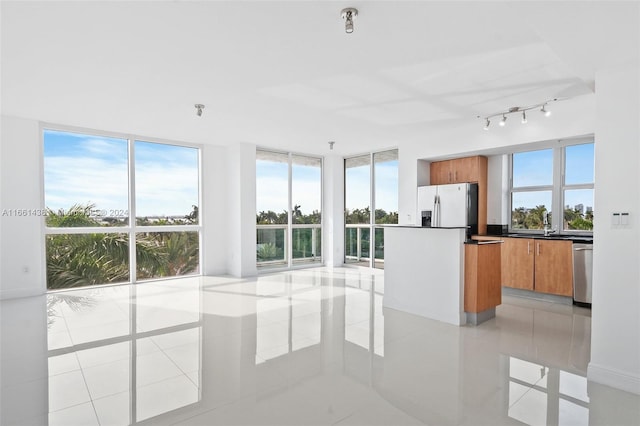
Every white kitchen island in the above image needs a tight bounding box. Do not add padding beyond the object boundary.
[383,226,467,326]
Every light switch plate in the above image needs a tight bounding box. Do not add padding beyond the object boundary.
[621,212,630,225]
[613,213,620,225]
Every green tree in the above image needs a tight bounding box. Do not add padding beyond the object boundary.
[46,232,164,289]
[46,204,100,227]
[46,204,199,289]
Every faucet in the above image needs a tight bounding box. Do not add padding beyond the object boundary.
[543,212,557,236]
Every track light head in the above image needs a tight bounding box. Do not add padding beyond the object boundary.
[521,111,527,124]
[541,104,551,117]
[483,118,490,130]
[195,104,205,117]
[499,115,507,126]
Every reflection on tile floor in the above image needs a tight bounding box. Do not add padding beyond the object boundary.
[1,267,639,425]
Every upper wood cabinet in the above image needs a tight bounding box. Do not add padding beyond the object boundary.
[430,155,488,235]
[430,156,485,185]
[430,160,454,184]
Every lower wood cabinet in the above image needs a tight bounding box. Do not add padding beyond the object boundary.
[464,242,502,313]
[502,238,534,291]
[472,235,574,297]
[502,237,573,297]
[533,240,574,296]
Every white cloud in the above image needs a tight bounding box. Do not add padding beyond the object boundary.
[44,156,128,211]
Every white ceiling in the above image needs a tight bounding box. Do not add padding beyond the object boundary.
[1,1,638,155]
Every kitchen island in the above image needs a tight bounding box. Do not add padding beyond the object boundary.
[383,226,467,325]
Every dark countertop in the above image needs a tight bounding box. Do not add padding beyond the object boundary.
[382,225,468,229]
[482,233,593,244]
[465,240,504,245]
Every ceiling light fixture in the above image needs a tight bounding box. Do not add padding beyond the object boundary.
[195,104,205,117]
[341,8,358,34]
[478,98,562,130]
[328,141,335,150]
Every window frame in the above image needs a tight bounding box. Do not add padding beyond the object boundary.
[42,123,203,289]
[344,148,399,269]
[255,148,324,270]
[508,137,594,236]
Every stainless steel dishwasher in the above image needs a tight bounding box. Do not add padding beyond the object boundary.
[573,243,593,307]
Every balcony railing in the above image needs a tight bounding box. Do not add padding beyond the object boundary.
[345,224,385,267]
[257,224,322,268]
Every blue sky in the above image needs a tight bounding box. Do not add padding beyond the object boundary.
[512,143,594,211]
[346,160,398,213]
[44,130,199,217]
[256,157,398,215]
[256,160,322,215]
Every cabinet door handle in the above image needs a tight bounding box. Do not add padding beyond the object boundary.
[527,241,530,254]
[454,171,458,181]
[537,243,540,256]
[448,171,452,182]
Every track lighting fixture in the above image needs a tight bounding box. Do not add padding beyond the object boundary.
[341,8,358,34]
[195,104,205,117]
[478,98,562,130]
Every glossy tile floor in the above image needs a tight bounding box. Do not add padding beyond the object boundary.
[1,267,639,425]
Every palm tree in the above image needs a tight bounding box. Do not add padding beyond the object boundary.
[46,204,101,227]
[136,232,200,278]
[45,203,188,289]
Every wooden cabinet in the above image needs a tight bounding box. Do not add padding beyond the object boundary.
[454,156,480,183]
[502,238,535,291]
[430,160,453,184]
[464,242,502,313]
[501,238,573,296]
[534,240,573,296]
[430,155,488,235]
[430,156,485,185]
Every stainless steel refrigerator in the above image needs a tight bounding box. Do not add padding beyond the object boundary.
[417,183,478,236]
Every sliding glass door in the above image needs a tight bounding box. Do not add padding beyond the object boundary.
[256,150,322,269]
[344,149,398,269]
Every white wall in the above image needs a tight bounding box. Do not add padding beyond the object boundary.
[225,143,257,277]
[201,144,228,275]
[486,155,509,226]
[323,154,344,267]
[588,65,640,394]
[0,116,46,299]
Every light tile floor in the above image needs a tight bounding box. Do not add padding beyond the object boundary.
[1,267,639,425]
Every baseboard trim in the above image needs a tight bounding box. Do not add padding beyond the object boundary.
[588,362,640,395]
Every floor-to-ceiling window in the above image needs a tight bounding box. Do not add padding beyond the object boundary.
[43,129,201,290]
[345,149,398,269]
[256,149,322,269]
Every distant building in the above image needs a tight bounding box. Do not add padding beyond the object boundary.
[575,204,584,214]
